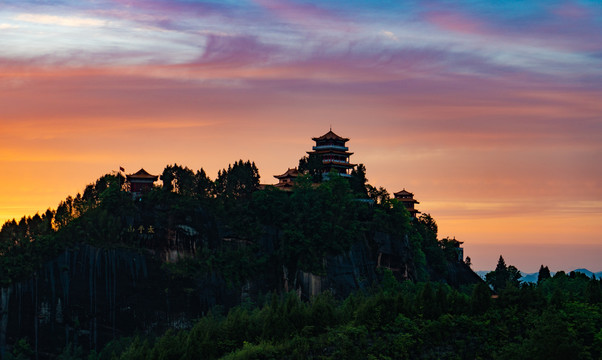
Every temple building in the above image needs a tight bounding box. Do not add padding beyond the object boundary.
[307,129,356,177]
[394,189,420,218]
[273,168,299,191]
[126,168,158,195]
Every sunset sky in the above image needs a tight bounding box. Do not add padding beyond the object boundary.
[1,0,601,272]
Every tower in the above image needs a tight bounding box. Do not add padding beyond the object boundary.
[393,189,420,218]
[307,130,356,177]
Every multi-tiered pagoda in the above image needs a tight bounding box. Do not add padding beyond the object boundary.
[307,130,356,177]
[393,189,420,218]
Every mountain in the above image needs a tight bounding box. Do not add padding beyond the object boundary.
[519,272,540,283]
[0,167,484,357]
[478,268,602,283]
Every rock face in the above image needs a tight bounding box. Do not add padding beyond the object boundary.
[0,245,211,358]
[296,232,415,299]
[1,228,482,358]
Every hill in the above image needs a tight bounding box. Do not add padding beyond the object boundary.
[0,163,482,357]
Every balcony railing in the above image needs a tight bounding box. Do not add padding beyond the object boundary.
[323,159,351,165]
[312,145,349,151]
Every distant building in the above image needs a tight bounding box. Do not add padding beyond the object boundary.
[307,130,356,177]
[393,189,420,218]
[126,168,158,195]
[273,168,299,191]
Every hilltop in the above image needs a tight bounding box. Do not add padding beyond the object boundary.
[0,155,483,357]
[1,161,600,360]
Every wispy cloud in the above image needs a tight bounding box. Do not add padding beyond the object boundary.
[15,13,107,27]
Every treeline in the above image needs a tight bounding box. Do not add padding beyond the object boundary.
[1,161,461,288]
[0,173,130,285]
[3,161,600,359]
[8,269,600,360]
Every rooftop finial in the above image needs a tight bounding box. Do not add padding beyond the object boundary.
[330,124,332,131]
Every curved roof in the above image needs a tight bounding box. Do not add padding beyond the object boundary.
[274,168,299,179]
[126,168,158,180]
[394,189,414,197]
[312,130,349,142]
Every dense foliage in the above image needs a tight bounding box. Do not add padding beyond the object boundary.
[0,161,451,288]
[7,269,597,360]
[4,161,596,359]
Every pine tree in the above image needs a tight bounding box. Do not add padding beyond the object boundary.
[537,265,551,283]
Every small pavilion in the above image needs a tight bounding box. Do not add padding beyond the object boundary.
[273,168,299,191]
[393,189,420,218]
[126,168,158,194]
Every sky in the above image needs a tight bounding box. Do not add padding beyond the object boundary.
[1,0,601,272]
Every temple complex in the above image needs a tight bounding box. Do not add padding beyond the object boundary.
[126,168,158,195]
[273,168,299,191]
[394,189,420,218]
[307,129,356,177]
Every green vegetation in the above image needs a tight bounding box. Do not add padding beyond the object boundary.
[48,270,600,360]
[0,160,455,288]
[3,160,599,359]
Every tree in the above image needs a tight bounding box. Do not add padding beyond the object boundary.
[160,165,175,192]
[439,237,463,262]
[465,256,472,268]
[417,213,438,237]
[173,165,196,197]
[367,185,389,205]
[349,163,368,197]
[160,164,197,196]
[195,168,213,199]
[485,255,521,292]
[298,154,324,183]
[214,160,260,200]
[537,265,551,283]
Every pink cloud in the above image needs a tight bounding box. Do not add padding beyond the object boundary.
[424,10,486,35]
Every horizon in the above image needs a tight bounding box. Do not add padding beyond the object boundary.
[1,0,601,273]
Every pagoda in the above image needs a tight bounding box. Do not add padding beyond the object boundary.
[394,189,420,218]
[126,168,158,194]
[307,129,356,177]
[273,168,299,191]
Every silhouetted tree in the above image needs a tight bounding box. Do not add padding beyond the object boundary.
[195,168,213,199]
[417,213,438,237]
[537,265,551,283]
[214,160,260,199]
[349,163,368,197]
[161,164,197,196]
[486,255,521,292]
[367,185,389,205]
[161,165,175,192]
[298,154,324,183]
[439,237,462,262]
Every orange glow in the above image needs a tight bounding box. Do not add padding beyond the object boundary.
[2,0,602,274]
